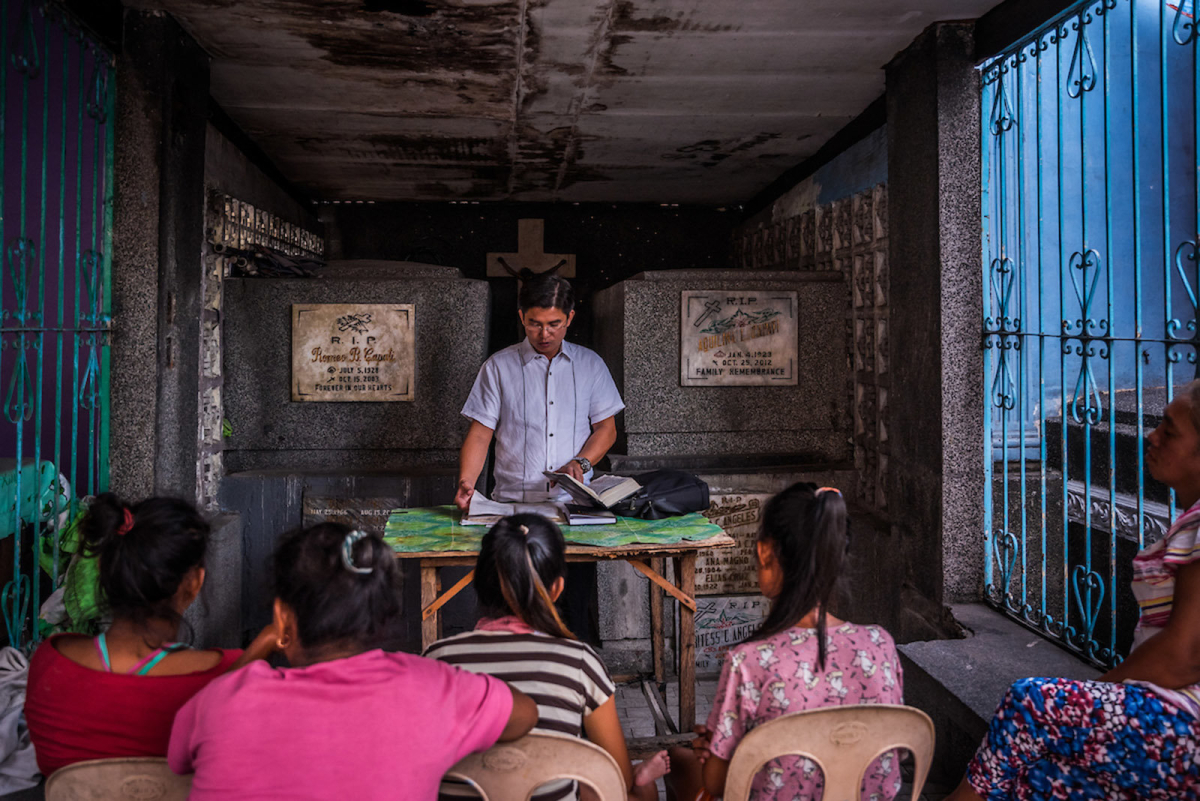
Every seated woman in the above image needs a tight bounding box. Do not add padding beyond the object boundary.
[425,514,672,801]
[947,383,1200,800]
[691,483,904,800]
[169,522,537,799]
[25,493,269,776]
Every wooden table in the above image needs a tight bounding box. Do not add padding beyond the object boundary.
[387,508,734,732]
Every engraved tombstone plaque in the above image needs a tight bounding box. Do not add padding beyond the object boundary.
[292,304,415,401]
[680,290,798,386]
[697,493,772,595]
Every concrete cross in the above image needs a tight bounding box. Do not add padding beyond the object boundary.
[486,219,576,282]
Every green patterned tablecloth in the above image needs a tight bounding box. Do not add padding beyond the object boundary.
[385,505,725,553]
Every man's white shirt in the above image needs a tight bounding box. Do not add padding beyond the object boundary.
[461,338,624,502]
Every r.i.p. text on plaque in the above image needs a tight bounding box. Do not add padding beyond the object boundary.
[291,303,415,402]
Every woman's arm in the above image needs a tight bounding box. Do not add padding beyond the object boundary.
[229,623,280,670]
[582,696,637,790]
[1102,559,1200,687]
[498,686,539,742]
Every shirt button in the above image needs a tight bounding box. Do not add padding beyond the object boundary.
[550,401,555,405]
[549,433,554,437]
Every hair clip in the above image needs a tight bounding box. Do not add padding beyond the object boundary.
[815,487,842,497]
[341,530,373,575]
[117,508,135,537]
[519,524,530,537]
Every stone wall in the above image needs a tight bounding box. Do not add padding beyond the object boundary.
[593,270,850,462]
[221,267,489,472]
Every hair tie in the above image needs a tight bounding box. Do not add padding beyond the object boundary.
[116,508,135,537]
[341,530,373,575]
[519,525,530,537]
[815,487,841,498]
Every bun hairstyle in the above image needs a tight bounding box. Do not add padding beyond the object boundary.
[750,482,849,671]
[518,274,574,314]
[81,493,210,627]
[475,513,574,640]
[272,523,401,652]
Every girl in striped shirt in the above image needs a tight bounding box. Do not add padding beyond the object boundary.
[426,514,672,801]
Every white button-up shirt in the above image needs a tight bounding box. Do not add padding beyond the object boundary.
[461,338,625,502]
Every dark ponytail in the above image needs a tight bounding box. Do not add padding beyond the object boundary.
[475,513,574,640]
[272,523,401,651]
[750,482,849,671]
[81,492,210,628]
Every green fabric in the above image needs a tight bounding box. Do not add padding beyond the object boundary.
[0,461,70,540]
[384,505,724,552]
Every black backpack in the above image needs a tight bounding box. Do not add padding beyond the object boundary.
[611,470,710,520]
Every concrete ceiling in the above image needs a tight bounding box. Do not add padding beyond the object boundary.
[133,0,1000,204]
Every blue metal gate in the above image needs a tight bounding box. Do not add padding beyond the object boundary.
[0,0,114,649]
[982,0,1200,667]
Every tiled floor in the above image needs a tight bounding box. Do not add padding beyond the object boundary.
[615,679,952,801]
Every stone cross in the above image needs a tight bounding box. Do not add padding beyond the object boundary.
[486,219,576,282]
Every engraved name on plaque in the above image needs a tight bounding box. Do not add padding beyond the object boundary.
[292,303,415,402]
[680,290,798,386]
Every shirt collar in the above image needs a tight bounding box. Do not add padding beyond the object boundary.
[519,337,575,365]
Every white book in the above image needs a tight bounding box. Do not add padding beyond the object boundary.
[542,471,641,510]
[463,495,566,526]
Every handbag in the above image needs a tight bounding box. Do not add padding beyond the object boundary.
[610,470,710,520]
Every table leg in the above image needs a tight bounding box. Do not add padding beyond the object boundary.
[676,553,697,732]
[421,565,440,650]
[650,557,665,686]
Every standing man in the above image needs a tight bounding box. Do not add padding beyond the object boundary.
[455,275,624,510]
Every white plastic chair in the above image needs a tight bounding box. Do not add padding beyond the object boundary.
[722,704,935,801]
[44,757,192,801]
[446,732,628,801]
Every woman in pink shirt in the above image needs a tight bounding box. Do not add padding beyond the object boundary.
[169,523,537,800]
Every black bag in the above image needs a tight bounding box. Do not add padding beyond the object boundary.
[611,470,710,520]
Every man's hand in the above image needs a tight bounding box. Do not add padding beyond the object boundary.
[551,459,585,485]
[454,480,475,512]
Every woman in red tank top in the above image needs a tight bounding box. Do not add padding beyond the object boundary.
[24,493,275,776]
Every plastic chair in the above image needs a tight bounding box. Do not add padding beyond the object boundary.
[44,757,192,801]
[446,732,628,801]
[722,704,935,801]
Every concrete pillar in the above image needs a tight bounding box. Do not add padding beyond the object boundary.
[111,11,210,500]
[885,23,986,611]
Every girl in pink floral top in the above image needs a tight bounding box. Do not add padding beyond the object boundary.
[692,482,904,801]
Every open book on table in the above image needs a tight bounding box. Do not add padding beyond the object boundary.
[541,471,641,511]
[463,494,617,526]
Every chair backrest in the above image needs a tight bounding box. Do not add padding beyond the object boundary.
[45,757,192,801]
[722,704,935,801]
[446,732,628,801]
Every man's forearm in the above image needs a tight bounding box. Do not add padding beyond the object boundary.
[458,422,493,488]
[576,418,617,467]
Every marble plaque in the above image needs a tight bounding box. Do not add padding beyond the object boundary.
[302,496,404,536]
[292,304,415,401]
[697,493,771,595]
[680,290,798,386]
[695,595,770,675]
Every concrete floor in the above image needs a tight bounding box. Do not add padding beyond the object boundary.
[614,679,953,801]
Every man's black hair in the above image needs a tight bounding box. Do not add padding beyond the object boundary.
[519,274,574,314]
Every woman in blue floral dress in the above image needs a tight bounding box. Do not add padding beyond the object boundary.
[947,382,1200,801]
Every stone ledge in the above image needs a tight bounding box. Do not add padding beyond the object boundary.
[900,603,1101,783]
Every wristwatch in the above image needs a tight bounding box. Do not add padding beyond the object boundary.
[572,456,592,474]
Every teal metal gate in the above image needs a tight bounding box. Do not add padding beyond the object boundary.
[982,0,1199,667]
[0,0,114,649]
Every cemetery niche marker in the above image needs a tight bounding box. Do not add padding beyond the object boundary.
[680,290,798,387]
[292,303,415,402]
